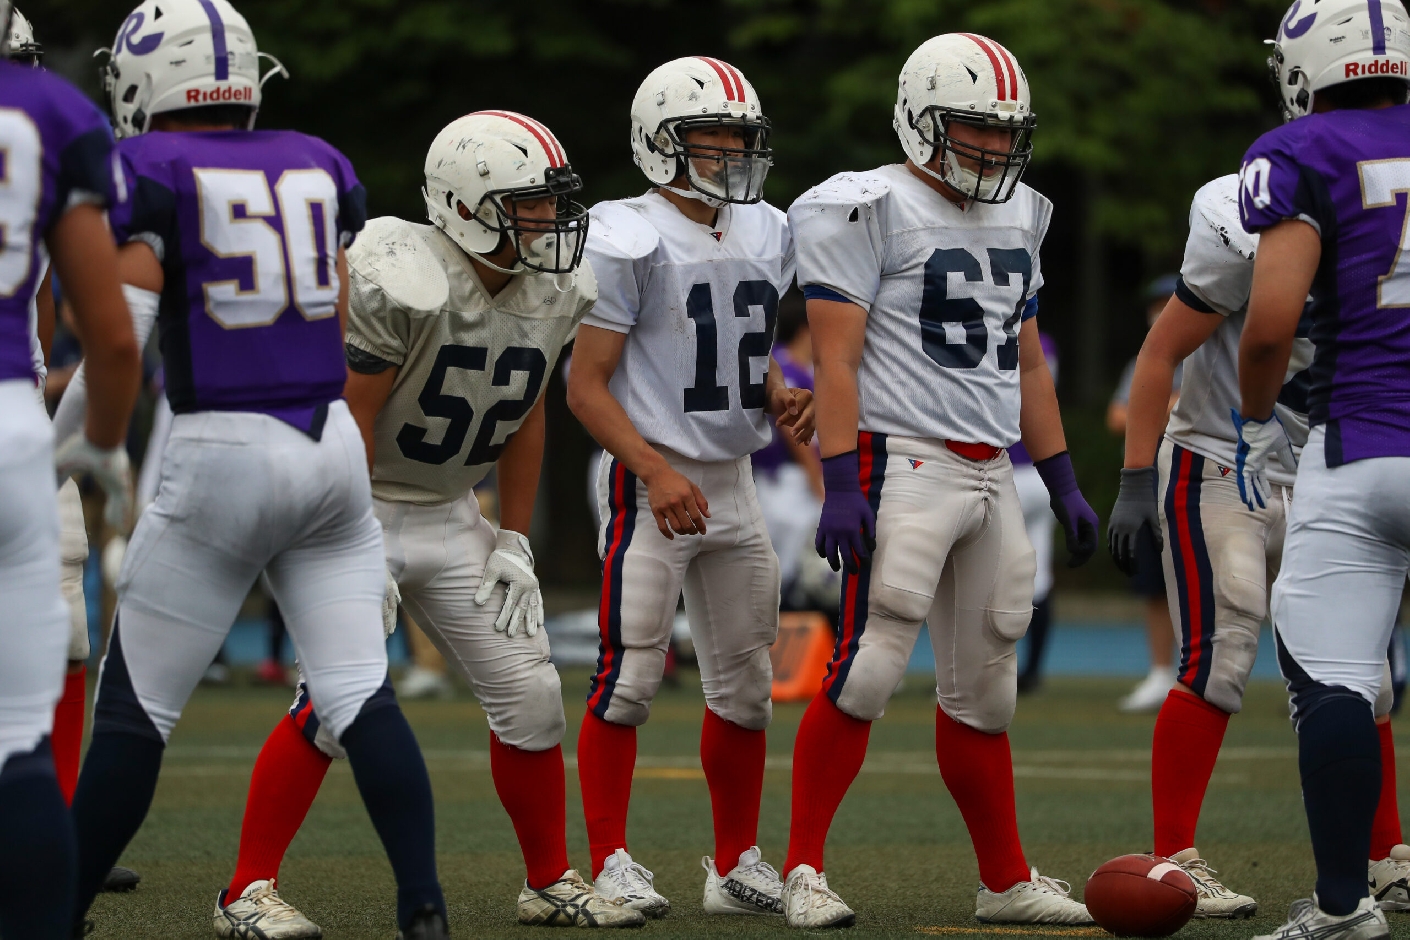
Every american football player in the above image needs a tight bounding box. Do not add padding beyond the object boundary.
[567,56,812,918]
[781,33,1100,928]
[1108,168,1410,917]
[215,111,645,935]
[65,3,449,937]
[1233,3,1410,939]
[0,2,140,933]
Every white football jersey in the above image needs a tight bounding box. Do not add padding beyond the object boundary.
[1165,174,1311,486]
[790,164,1048,447]
[347,218,596,505]
[583,192,795,462]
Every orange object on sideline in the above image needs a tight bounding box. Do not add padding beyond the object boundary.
[771,611,835,702]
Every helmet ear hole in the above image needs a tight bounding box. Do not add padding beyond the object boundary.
[455,199,472,221]
[122,84,139,104]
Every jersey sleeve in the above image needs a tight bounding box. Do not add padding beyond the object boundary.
[317,138,367,248]
[1180,175,1256,317]
[1238,126,1330,236]
[1027,189,1052,300]
[581,202,657,333]
[566,258,599,345]
[788,174,886,311]
[47,80,119,224]
[107,143,176,261]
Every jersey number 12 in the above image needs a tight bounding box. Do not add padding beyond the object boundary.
[683,280,779,413]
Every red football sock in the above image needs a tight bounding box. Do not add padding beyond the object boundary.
[490,733,570,890]
[577,711,636,879]
[700,708,766,871]
[1151,688,1230,858]
[935,706,1030,892]
[51,667,86,804]
[1371,720,1403,860]
[227,715,332,900]
[784,694,870,875]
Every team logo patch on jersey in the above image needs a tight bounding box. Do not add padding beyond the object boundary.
[908,459,924,470]
[1218,465,1231,476]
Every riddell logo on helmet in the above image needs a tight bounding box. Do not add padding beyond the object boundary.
[185,86,254,104]
[1345,59,1408,78]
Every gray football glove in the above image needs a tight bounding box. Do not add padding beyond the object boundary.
[382,568,401,638]
[55,434,132,534]
[1107,466,1161,577]
[474,529,543,638]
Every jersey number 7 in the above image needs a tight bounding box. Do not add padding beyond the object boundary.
[683,279,779,413]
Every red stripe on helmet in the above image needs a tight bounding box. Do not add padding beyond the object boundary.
[477,110,565,167]
[960,33,1009,101]
[697,56,741,101]
[994,41,1020,101]
[720,59,749,101]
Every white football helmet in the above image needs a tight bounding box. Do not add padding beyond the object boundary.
[1267,0,1410,121]
[96,0,287,138]
[5,8,41,65]
[630,56,771,207]
[893,33,1036,204]
[423,111,588,276]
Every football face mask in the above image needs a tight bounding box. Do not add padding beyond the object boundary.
[912,107,1035,204]
[663,116,772,205]
[473,165,588,275]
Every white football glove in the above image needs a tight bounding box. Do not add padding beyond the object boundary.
[474,528,543,638]
[55,435,133,534]
[1231,408,1297,512]
[382,568,401,638]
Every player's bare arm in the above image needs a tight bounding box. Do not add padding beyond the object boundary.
[1016,318,1067,461]
[764,355,815,444]
[806,298,866,459]
[496,395,545,535]
[1239,219,1320,420]
[567,323,710,539]
[345,366,398,469]
[49,204,140,450]
[1123,296,1222,469]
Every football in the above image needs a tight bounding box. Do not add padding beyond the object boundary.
[1084,855,1198,937]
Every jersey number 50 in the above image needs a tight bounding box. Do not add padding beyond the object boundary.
[684,279,779,413]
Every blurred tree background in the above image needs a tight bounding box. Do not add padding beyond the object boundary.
[37,0,1288,589]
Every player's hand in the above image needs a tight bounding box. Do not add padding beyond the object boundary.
[382,568,401,638]
[475,529,544,637]
[1231,408,1295,512]
[55,434,133,534]
[1034,451,1099,567]
[1107,466,1161,577]
[645,466,709,539]
[815,451,876,573]
[770,386,816,446]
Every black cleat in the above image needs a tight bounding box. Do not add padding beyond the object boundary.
[102,866,141,892]
[396,904,449,940]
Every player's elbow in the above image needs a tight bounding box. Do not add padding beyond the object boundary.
[565,370,597,423]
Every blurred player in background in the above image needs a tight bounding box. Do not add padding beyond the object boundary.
[0,5,141,933]
[1013,331,1059,693]
[217,111,642,934]
[1107,276,1182,712]
[1234,3,1410,938]
[65,3,449,936]
[782,33,1099,929]
[752,294,828,610]
[568,56,812,919]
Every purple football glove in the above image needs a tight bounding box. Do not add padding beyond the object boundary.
[1035,451,1099,568]
[815,451,876,574]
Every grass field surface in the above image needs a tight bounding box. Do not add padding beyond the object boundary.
[84,670,1410,938]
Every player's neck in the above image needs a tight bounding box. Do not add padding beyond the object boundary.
[905,159,969,209]
[656,184,719,227]
[148,116,242,133]
[468,254,515,297]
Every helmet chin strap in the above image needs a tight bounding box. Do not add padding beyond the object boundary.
[665,179,727,210]
[468,251,524,276]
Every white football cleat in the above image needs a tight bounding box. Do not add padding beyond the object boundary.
[1171,848,1257,918]
[782,864,855,929]
[213,879,322,939]
[593,849,669,919]
[517,869,646,927]
[975,868,1094,924]
[1254,896,1389,940]
[1118,666,1176,713]
[1369,844,1410,912]
[702,846,784,916]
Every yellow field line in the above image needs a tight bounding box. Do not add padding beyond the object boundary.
[916,927,1109,936]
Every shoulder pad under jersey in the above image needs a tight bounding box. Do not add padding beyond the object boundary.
[347,216,451,315]
[1190,174,1257,262]
[586,200,662,262]
[792,170,893,215]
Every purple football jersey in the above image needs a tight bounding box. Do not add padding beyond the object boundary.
[110,129,366,435]
[0,61,118,382]
[1240,105,1410,466]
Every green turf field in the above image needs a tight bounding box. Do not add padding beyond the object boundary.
[84,670,1410,939]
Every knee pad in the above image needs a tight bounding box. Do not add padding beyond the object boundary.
[870,579,934,627]
[592,647,666,727]
[704,647,773,731]
[833,642,910,722]
[1198,630,1259,715]
[938,681,1018,734]
[1375,660,1395,720]
[489,665,567,752]
[313,720,346,760]
[63,576,89,662]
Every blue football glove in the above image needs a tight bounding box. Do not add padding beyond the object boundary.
[1231,408,1296,511]
[815,451,876,574]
